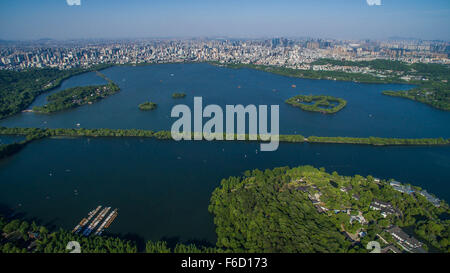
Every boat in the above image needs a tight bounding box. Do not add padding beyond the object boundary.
[72,205,102,234]
[95,209,118,236]
[83,207,111,236]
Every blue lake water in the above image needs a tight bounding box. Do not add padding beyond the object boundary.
[0,135,25,145]
[1,63,449,138]
[0,138,449,244]
[0,63,449,244]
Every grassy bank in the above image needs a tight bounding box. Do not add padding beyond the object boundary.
[0,127,448,147]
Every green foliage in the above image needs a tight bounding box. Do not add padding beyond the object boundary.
[208,166,352,252]
[145,241,171,253]
[286,95,347,114]
[138,101,157,111]
[0,142,26,159]
[2,219,20,234]
[311,59,411,72]
[283,59,450,111]
[410,63,450,81]
[172,92,186,99]
[0,129,47,159]
[212,61,450,111]
[306,136,449,146]
[209,165,450,253]
[1,165,449,253]
[0,220,137,253]
[0,65,110,120]
[0,215,217,253]
[33,82,120,113]
[0,126,448,161]
[383,81,450,111]
[213,62,405,84]
[145,241,218,253]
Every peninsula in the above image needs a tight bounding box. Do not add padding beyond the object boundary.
[32,82,120,114]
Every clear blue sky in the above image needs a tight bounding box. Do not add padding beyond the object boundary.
[0,0,449,40]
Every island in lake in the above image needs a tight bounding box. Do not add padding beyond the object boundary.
[285,95,347,114]
[214,60,449,112]
[172,92,186,99]
[138,101,157,111]
[0,62,449,254]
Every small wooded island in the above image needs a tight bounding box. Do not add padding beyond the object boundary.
[33,82,120,113]
[138,101,157,111]
[286,95,347,114]
[172,92,186,99]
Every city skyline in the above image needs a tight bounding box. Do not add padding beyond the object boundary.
[0,0,449,41]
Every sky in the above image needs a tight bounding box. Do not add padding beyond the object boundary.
[0,0,449,41]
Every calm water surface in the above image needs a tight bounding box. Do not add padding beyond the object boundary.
[0,135,25,145]
[1,63,449,138]
[0,63,449,244]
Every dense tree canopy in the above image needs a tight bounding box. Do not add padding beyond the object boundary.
[0,68,84,119]
[0,64,112,119]
[33,83,120,113]
[208,166,450,253]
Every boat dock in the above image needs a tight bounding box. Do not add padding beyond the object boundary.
[72,205,102,234]
[83,207,111,236]
[94,209,118,236]
[71,205,118,236]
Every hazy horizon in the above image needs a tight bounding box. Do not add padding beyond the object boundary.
[0,0,449,41]
[1,35,448,43]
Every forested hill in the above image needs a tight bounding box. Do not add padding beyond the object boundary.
[0,65,111,120]
[208,166,449,253]
[0,68,83,119]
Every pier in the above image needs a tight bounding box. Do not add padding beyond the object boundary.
[72,205,102,234]
[83,206,111,236]
[95,209,118,236]
[71,205,119,236]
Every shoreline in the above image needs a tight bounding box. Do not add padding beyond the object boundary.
[1,127,449,147]
[0,61,431,123]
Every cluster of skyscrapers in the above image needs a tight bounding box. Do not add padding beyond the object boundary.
[0,38,448,71]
